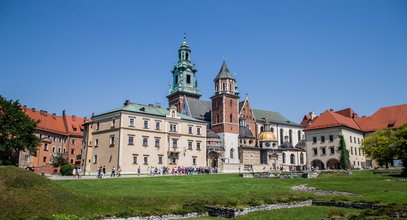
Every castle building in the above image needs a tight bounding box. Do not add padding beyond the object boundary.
[81,102,207,175]
[167,36,305,172]
[301,104,407,169]
[19,107,88,174]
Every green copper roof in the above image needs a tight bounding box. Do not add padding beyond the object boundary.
[253,109,303,127]
[98,103,205,123]
[214,61,235,80]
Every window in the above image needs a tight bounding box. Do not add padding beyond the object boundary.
[129,118,135,127]
[112,118,116,127]
[216,83,219,91]
[321,147,326,155]
[282,153,286,163]
[128,136,134,145]
[72,139,75,145]
[192,157,197,165]
[280,129,284,145]
[70,148,75,155]
[144,156,148,165]
[170,124,177,132]
[186,74,191,84]
[73,127,77,131]
[44,144,48,151]
[354,137,356,143]
[290,154,295,164]
[154,138,160,147]
[156,121,160,130]
[197,142,201,150]
[95,139,99,147]
[313,148,318,155]
[58,147,61,153]
[172,139,178,148]
[330,146,335,154]
[96,122,100,130]
[230,114,233,123]
[230,83,233,92]
[350,136,352,143]
[329,135,334,142]
[300,153,304,164]
[63,148,66,153]
[358,138,360,144]
[298,131,301,142]
[230,148,234,159]
[110,136,115,146]
[142,137,148,146]
[188,141,193,150]
[52,146,55,153]
[188,126,193,134]
[43,157,47,162]
[289,130,293,143]
[313,137,317,144]
[358,148,361,156]
[216,114,220,123]
[70,159,74,164]
[230,100,233,107]
[93,155,97,164]
[132,154,138,164]
[321,136,325,143]
[222,83,226,91]
[53,137,56,141]
[158,156,163,164]
[197,127,201,135]
[144,120,149,129]
[351,147,353,155]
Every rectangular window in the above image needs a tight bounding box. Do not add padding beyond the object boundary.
[321,147,326,155]
[72,139,75,145]
[188,126,193,134]
[155,138,160,147]
[128,136,134,145]
[186,74,191,84]
[156,121,160,130]
[144,120,149,129]
[313,148,317,155]
[44,144,48,151]
[112,118,116,127]
[144,156,148,165]
[354,137,356,143]
[330,146,335,154]
[70,159,74,164]
[329,135,334,142]
[95,139,99,147]
[312,137,317,143]
[350,136,352,143]
[197,142,201,150]
[132,154,138,164]
[172,139,178,148]
[188,141,193,150]
[129,118,135,127]
[70,148,75,155]
[351,147,353,155]
[52,146,55,153]
[96,122,100,130]
[142,137,148,146]
[321,136,325,143]
[43,157,47,162]
[358,148,361,156]
[93,155,97,164]
[110,136,115,146]
[192,157,197,165]
[197,127,201,135]
[158,156,163,164]
[170,124,177,132]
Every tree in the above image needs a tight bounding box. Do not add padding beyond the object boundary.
[51,153,68,168]
[361,129,398,168]
[338,135,350,169]
[393,123,407,176]
[0,96,40,166]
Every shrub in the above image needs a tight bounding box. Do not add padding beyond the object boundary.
[60,165,74,176]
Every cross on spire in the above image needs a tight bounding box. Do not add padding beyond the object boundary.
[183,32,187,42]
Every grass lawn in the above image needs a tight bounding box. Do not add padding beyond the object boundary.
[1,166,406,219]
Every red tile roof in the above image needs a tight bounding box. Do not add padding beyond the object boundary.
[64,115,88,136]
[304,104,407,132]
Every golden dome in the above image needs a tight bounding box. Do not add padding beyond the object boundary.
[258,131,277,142]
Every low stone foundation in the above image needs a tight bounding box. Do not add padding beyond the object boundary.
[241,172,319,179]
[291,184,362,197]
[312,201,386,210]
[104,212,208,220]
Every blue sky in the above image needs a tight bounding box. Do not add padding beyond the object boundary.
[1,0,406,123]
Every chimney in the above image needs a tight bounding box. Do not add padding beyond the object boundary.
[62,109,66,116]
[52,113,56,119]
[32,108,36,112]
[309,112,316,120]
[330,109,334,112]
[72,115,76,121]
[92,112,95,117]
[124,100,131,106]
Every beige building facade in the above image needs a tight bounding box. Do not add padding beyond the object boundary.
[82,103,207,175]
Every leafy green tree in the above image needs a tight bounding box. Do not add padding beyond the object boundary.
[393,123,407,176]
[338,135,350,169]
[51,153,68,168]
[361,129,398,168]
[0,96,40,166]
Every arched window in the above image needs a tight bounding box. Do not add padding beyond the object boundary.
[280,129,284,145]
[230,100,233,107]
[230,148,234,159]
[289,129,293,143]
[300,153,304,164]
[230,83,233,92]
[186,52,189,60]
[260,126,264,132]
[290,154,295,164]
[216,83,219,91]
[271,127,274,132]
[298,131,301,142]
[222,83,226,91]
[230,114,233,123]
[282,153,286,164]
[216,114,220,123]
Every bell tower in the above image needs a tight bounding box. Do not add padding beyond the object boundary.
[167,33,201,112]
[211,61,240,163]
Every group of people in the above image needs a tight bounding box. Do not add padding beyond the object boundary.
[97,166,122,178]
[72,167,82,179]
[145,166,219,176]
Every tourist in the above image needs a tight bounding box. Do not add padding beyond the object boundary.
[111,166,116,177]
[77,167,82,179]
[72,167,77,178]
[97,167,101,179]
[117,166,122,177]
[102,166,106,178]
[137,166,141,176]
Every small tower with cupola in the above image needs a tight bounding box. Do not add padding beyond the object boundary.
[167,33,201,112]
[211,61,240,163]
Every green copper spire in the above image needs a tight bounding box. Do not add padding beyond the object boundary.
[168,34,201,98]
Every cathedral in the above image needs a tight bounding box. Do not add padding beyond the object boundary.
[167,36,306,172]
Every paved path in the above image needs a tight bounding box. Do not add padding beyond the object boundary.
[47,174,219,180]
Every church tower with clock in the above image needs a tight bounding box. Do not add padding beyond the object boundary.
[167,34,201,112]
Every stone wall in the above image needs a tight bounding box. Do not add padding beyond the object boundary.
[312,201,386,210]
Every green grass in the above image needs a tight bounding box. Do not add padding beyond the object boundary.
[1,166,406,219]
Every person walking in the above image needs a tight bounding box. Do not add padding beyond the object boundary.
[77,167,82,179]
[137,166,141,176]
[72,167,77,179]
[97,167,101,179]
[111,166,116,177]
[117,166,122,177]
[102,166,106,178]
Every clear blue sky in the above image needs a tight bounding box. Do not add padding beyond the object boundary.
[1,0,406,123]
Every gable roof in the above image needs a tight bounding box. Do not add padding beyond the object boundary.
[99,103,205,123]
[214,61,235,80]
[253,109,302,126]
[335,108,360,118]
[355,104,407,132]
[24,108,67,135]
[183,97,211,122]
[64,115,88,136]
[304,110,361,131]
